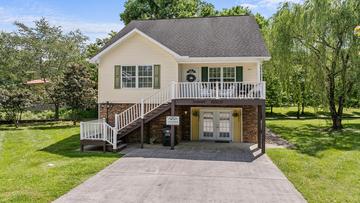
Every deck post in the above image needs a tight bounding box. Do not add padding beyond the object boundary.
[170,100,175,150]
[140,118,144,148]
[257,105,262,149]
[171,81,176,99]
[261,104,266,153]
[140,99,144,119]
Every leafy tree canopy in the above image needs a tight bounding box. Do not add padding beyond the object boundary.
[59,64,96,125]
[120,0,267,30]
[266,0,360,129]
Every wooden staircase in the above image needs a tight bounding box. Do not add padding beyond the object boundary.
[117,103,171,138]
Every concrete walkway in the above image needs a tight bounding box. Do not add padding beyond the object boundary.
[54,143,306,203]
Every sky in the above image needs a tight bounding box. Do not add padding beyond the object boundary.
[0,0,302,42]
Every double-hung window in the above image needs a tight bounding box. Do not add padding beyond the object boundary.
[121,65,153,88]
[208,67,235,82]
[138,65,153,88]
[222,67,235,82]
[122,66,136,88]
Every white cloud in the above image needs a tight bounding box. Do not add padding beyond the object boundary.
[0,3,123,42]
[260,0,303,7]
[240,3,258,9]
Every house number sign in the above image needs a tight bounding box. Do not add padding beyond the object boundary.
[166,116,180,126]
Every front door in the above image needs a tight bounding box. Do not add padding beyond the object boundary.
[200,110,232,141]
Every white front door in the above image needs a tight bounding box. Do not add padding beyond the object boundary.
[200,110,232,141]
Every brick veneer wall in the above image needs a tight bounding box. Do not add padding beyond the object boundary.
[241,105,258,143]
[99,103,191,143]
[99,103,258,143]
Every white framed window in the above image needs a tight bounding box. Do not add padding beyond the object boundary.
[208,67,235,82]
[209,67,221,82]
[122,66,136,88]
[138,65,153,88]
[222,67,235,82]
[121,65,153,88]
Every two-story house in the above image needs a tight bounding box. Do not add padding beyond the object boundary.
[80,15,270,153]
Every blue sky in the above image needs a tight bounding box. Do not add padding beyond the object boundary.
[0,0,301,42]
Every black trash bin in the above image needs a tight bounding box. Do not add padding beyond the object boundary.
[162,125,177,146]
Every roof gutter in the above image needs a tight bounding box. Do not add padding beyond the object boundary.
[176,56,271,64]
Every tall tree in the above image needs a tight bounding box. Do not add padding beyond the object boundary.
[218,5,251,16]
[264,66,282,114]
[120,0,267,30]
[268,0,360,129]
[0,32,25,86]
[0,85,33,127]
[86,31,118,58]
[59,64,96,125]
[120,0,212,24]
[14,18,88,119]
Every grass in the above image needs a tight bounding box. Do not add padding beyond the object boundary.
[0,108,98,121]
[0,122,119,203]
[266,107,360,118]
[267,118,360,203]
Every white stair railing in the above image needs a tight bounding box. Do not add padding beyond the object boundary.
[80,119,118,150]
[115,84,173,130]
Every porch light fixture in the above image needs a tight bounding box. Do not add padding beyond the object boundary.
[232,112,239,117]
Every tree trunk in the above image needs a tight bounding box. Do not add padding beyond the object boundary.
[73,120,77,126]
[328,74,343,130]
[270,105,273,114]
[297,103,300,119]
[54,103,60,120]
[301,102,305,115]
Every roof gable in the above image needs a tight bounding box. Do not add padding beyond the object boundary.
[91,29,182,62]
[91,16,270,62]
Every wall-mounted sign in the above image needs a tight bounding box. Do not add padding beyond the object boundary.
[166,116,180,126]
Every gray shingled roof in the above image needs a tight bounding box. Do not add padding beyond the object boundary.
[97,16,270,58]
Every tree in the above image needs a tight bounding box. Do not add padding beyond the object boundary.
[59,64,96,125]
[0,85,33,127]
[86,31,118,58]
[0,32,25,86]
[254,13,269,30]
[120,0,210,25]
[355,25,360,37]
[218,5,251,16]
[14,18,88,119]
[120,0,268,30]
[268,0,360,129]
[264,67,282,114]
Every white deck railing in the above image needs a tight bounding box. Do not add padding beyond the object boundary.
[83,81,265,149]
[176,82,265,99]
[80,119,118,150]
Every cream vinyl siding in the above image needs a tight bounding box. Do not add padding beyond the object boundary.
[179,63,259,82]
[98,33,178,103]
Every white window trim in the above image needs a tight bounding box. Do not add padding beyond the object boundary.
[121,65,136,88]
[208,67,236,82]
[121,65,154,89]
[138,65,154,89]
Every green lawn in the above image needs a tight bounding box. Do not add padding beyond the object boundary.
[267,118,360,203]
[267,107,360,118]
[0,122,119,203]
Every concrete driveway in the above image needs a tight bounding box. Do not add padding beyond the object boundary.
[54,143,306,203]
